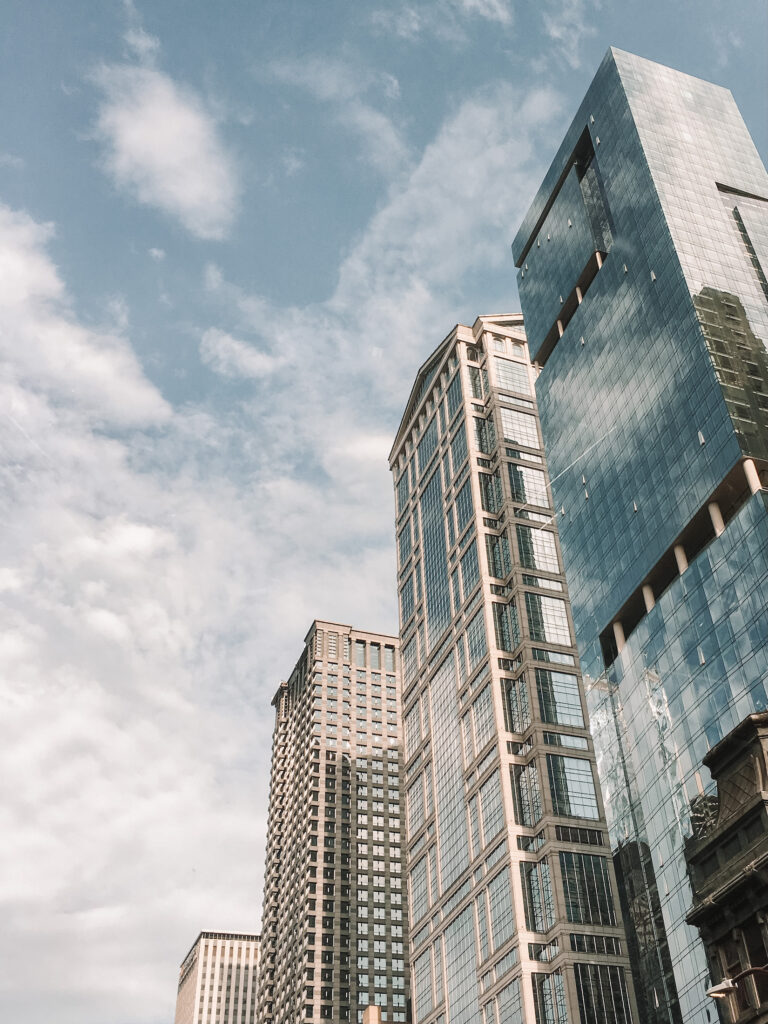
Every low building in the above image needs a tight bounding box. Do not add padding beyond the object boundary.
[174,931,260,1024]
[685,713,768,1022]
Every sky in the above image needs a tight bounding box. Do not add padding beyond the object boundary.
[0,1,765,1022]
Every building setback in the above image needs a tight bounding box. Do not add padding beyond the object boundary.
[174,931,260,1024]
[256,621,409,1023]
[389,314,637,1024]
[512,48,768,1024]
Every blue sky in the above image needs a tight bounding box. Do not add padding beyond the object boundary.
[0,2,765,1022]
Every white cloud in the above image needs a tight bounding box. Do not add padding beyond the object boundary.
[269,59,409,176]
[0,152,25,169]
[92,64,239,239]
[148,246,165,260]
[372,0,513,41]
[3,74,564,1024]
[200,328,279,379]
[540,0,598,69]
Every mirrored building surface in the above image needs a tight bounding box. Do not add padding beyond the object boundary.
[512,48,768,1024]
[389,315,637,1024]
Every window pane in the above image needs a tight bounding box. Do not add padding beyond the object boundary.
[547,754,599,819]
[535,669,584,727]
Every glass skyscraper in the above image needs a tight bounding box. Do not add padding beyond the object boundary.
[512,48,768,1024]
[390,314,637,1024]
[256,621,409,1024]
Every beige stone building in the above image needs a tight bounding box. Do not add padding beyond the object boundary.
[174,931,260,1024]
[390,314,638,1023]
[257,621,409,1024]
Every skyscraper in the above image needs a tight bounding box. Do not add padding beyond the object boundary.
[174,931,260,1024]
[512,48,768,1024]
[256,621,409,1024]
[389,314,637,1024]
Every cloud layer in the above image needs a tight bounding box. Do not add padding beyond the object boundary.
[92,64,239,239]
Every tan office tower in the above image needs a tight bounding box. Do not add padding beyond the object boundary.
[174,931,260,1024]
[389,315,638,1024]
[257,621,409,1024]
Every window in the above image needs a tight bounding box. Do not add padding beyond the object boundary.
[536,669,584,727]
[466,610,487,672]
[500,407,538,448]
[355,641,366,667]
[493,602,520,652]
[520,858,555,932]
[573,963,633,1024]
[418,419,438,473]
[460,540,480,596]
[525,593,570,645]
[451,421,468,470]
[474,417,496,454]
[559,851,616,925]
[455,479,474,531]
[516,525,559,573]
[532,970,568,1024]
[479,472,503,513]
[398,523,412,566]
[495,357,529,393]
[486,533,511,578]
[547,755,599,819]
[508,465,548,507]
[446,372,462,418]
[503,675,531,733]
[511,761,542,826]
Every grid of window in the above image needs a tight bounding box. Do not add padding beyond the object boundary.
[525,593,571,645]
[493,601,520,652]
[570,933,623,955]
[559,852,617,926]
[574,963,633,1024]
[446,372,462,419]
[503,675,531,733]
[466,610,487,672]
[511,761,542,826]
[397,472,409,515]
[421,470,452,648]
[451,421,468,471]
[479,471,503,514]
[508,464,549,507]
[495,357,530,393]
[520,858,555,932]
[535,669,584,727]
[531,971,568,1024]
[413,948,432,1021]
[455,479,474,532]
[417,419,438,474]
[474,417,496,454]
[516,525,559,573]
[486,533,511,578]
[398,523,412,566]
[409,857,428,923]
[443,906,478,1024]
[472,685,495,750]
[400,576,414,623]
[487,868,515,951]
[500,407,539,448]
[479,772,505,846]
[460,541,480,596]
[547,754,600,819]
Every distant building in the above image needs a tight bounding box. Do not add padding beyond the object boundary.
[390,314,636,1023]
[256,621,409,1024]
[685,712,768,1023]
[174,931,260,1024]
[513,47,768,1023]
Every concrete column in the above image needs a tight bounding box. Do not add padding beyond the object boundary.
[363,1009,382,1024]
[613,620,626,654]
[744,458,761,494]
[595,251,603,268]
[642,584,655,613]
[576,286,583,304]
[708,501,725,537]
[557,320,564,338]
[674,544,688,575]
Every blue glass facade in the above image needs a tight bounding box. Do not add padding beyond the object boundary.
[513,49,768,1024]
